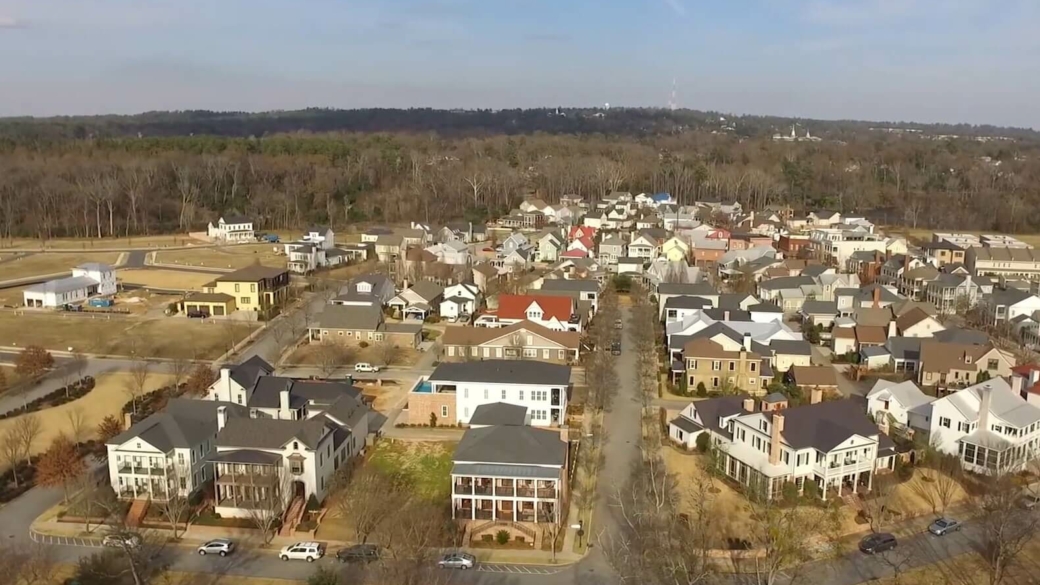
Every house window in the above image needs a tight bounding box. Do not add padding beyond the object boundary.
[729,361,736,371]
[290,460,304,474]
[235,284,240,292]
[750,362,757,372]
[712,377,720,388]
[251,284,256,292]
[338,331,344,336]
[519,390,524,401]
[939,417,951,429]
[484,389,489,400]
[988,359,999,370]
[293,441,299,450]
[712,361,722,371]
[240,297,250,305]
[501,389,507,400]
[441,406,448,418]
[689,359,697,370]
[374,333,384,341]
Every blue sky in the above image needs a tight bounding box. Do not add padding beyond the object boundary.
[1,0,1038,127]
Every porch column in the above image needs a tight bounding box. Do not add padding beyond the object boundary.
[471,502,475,520]
[820,478,827,502]
[513,501,517,522]
[867,470,874,491]
[492,501,496,521]
[851,474,857,494]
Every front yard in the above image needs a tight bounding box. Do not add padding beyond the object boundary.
[120,269,218,290]
[2,252,123,281]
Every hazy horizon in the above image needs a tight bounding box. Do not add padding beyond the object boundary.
[2,0,1038,129]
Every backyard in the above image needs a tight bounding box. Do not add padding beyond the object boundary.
[1,252,123,281]
[120,269,219,290]
[368,440,456,501]
[285,342,420,369]
[0,371,175,467]
[0,312,258,359]
[156,244,286,270]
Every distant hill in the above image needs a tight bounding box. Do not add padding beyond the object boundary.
[1,107,1037,142]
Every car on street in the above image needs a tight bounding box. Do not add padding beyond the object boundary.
[186,310,207,319]
[438,552,476,570]
[279,542,325,562]
[928,518,962,536]
[614,318,623,329]
[354,363,381,373]
[197,539,235,556]
[102,533,141,549]
[336,543,381,563]
[858,533,897,554]
[1019,493,1040,509]
[611,341,622,355]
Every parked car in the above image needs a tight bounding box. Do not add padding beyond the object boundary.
[611,341,622,355]
[102,533,141,549]
[614,318,623,329]
[186,310,208,319]
[858,533,897,554]
[279,542,325,562]
[336,544,380,563]
[928,518,961,536]
[354,363,381,373]
[1020,493,1040,509]
[197,539,235,556]
[438,552,476,570]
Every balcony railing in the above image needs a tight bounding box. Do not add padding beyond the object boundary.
[537,488,556,498]
[516,487,535,498]
[474,510,493,520]
[496,486,515,497]
[454,484,473,495]
[474,485,493,496]
[517,512,536,522]
[117,464,168,476]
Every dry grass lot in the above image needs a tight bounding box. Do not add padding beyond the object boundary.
[0,285,27,307]
[50,564,301,585]
[157,243,286,270]
[0,372,174,466]
[120,268,217,290]
[0,312,258,359]
[0,365,18,389]
[285,342,420,368]
[868,538,1040,585]
[0,234,201,250]
[1,252,122,281]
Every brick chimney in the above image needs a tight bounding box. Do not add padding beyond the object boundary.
[123,412,134,431]
[769,413,785,465]
[742,332,752,352]
[743,398,755,412]
[872,286,881,308]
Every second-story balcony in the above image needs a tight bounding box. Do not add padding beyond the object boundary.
[117,463,169,476]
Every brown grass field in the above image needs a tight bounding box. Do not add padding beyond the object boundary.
[895,227,1040,247]
[120,269,217,290]
[0,313,258,359]
[0,234,199,250]
[157,244,286,270]
[1,252,122,281]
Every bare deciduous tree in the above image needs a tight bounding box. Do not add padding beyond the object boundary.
[0,429,24,488]
[13,413,42,464]
[124,359,150,415]
[331,467,408,546]
[66,406,88,444]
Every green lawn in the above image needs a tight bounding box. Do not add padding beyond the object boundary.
[368,441,456,501]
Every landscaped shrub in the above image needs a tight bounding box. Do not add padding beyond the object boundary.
[802,480,820,499]
[359,341,369,349]
[0,376,95,420]
[306,494,321,512]
[696,382,707,397]
[496,530,510,545]
[695,433,710,453]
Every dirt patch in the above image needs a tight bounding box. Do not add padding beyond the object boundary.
[0,372,174,468]
[120,269,217,291]
[2,252,122,281]
[285,342,419,368]
[0,312,258,359]
[0,286,28,307]
[157,244,286,270]
[355,380,402,412]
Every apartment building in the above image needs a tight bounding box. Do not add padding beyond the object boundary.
[968,247,1040,279]
[682,337,767,395]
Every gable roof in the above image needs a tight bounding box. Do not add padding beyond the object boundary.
[683,337,761,360]
[469,403,529,426]
[776,400,881,451]
[854,307,893,327]
[407,281,445,302]
[429,360,571,386]
[933,327,989,345]
[496,294,574,322]
[541,279,599,293]
[788,365,838,387]
[664,296,714,310]
[769,339,813,356]
[249,377,362,410]
[454,426,566,466]
[216,415,336,450]
[312,304,383,331]
[867,380,933,411]
[215,265,287,283]
[227,356,275,390]
[685,396,748,440]
[441,320,580,349]
[896,308,936,332]
[658,282,717,296]
[109,399,248,451]
[801,300,838,315]
[920,341,1002,374]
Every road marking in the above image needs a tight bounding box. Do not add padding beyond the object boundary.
[477,564,562,575]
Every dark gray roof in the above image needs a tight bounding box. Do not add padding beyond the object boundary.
[313,304,383,330]
[25,275,99,295]
[989,288,1037,307]
[669,417,703,434]
[763,392,788,403]
[408,281,445,302]
[886,336,922,360]
[933,327,989,345]
[779,400,881,451]
[250,377,362,410]
[658,283,718,296]
[469,403,529,426]
[668,324,770,355]
[717,293,756,310]
[838,284,901,304]
[663,296,713,310]
[688,396,747,440]
[429,360,571,385]
[748,302,783,313]
[324,394,370,430]
[216,414,335,450]
[228,356,274,391]
[108,399,247,451]
[801,300,838,315]
[209,449,281,465]
[704,308,751,322]
[769,340,812,356]
[541,279,599,293]
[862,346,890,358]
[454,426,566,466]
[801,265,831,278]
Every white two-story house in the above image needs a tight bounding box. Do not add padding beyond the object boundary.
[669,395,891,501]
[407,360,570,427]
[908,378,1040,474]
[208,215,255,242]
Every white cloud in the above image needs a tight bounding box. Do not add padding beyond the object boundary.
[0,16,24,28]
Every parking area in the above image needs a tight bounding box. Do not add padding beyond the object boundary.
[30,531,104,548]
[476,564,565,575]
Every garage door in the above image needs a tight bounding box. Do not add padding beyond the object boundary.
[213,306,225,316]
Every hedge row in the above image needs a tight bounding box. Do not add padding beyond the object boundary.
[121,383,188,425]
[0,376,96,420]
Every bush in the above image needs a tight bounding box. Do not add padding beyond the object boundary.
[895,458,915,481]
[695,433,710,453]
[0,376,95,420]
[306,494,321,512]
[359,341,369,349]
[802,479,820,499]
[307,566,340,585]
[429,412,437,428]
[496,530,510,545]
[425,315,441,323]
[696,382,707,397]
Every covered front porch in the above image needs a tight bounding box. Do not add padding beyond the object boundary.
[211,450,289,517]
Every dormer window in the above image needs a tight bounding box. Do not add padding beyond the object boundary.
[293,441,299,450]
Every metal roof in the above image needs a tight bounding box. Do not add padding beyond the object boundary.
[451,463,560,479]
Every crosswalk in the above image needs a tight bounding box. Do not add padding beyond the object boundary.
[30,531,103,548]
[476,563,563,575]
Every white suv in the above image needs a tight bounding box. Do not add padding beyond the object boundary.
[279,542,325,562]
[354,363,381,373]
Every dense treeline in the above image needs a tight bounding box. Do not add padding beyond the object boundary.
[0,110,1039,238]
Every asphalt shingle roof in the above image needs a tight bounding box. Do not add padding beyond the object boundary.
[454,425,566,466]
[469,403,529,426]
[429,360,571,386]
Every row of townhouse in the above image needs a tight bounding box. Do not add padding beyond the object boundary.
[107,357,371,525]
